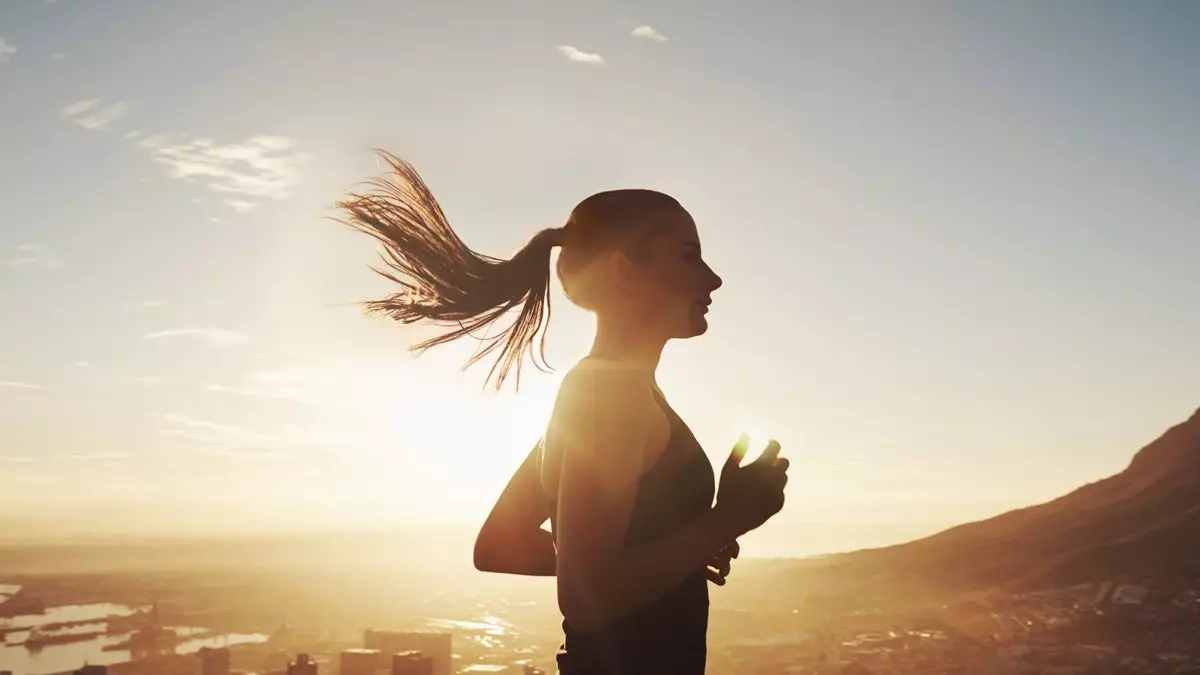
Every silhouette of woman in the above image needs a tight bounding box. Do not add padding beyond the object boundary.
[340,153,790,675]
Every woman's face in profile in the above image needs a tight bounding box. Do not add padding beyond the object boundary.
[622,207,723,339]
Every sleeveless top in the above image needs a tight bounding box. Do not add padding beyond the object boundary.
[544,385,717,675]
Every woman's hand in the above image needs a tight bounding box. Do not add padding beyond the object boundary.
[713,436,789,538]
[706,540,739,586]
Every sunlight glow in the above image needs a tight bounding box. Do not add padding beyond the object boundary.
[731,419,782,464]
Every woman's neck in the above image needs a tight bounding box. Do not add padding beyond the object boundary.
[588,316,666,382]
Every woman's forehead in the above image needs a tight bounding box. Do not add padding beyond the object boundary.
[658,207,699,242]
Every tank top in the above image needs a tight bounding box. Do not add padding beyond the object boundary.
[544,385,717,675]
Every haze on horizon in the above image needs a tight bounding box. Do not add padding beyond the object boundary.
[1,0,1197,558]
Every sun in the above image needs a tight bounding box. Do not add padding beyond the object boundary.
[262,353,562,527]
[730,419,782,464]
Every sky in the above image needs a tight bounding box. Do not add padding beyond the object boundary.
[1,0,1198,556]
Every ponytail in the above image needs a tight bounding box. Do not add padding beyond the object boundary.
[338,152,559,390]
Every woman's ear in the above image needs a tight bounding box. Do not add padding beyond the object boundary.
[609,248,640,291]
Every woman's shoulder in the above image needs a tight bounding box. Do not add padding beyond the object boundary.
[557,358,652,406]
[547,358,669,475]
[552,358,662,430]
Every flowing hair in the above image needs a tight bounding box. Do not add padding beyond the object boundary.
[337,151,558,391]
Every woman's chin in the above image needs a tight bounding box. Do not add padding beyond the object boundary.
[679,315,709,338]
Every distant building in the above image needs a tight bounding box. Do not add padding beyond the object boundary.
[288,653,319,675]
[340,648,382,675]
[392,651,433,675]
[265,649,292,673]
[199,647,232,675]
[364,630,451,675]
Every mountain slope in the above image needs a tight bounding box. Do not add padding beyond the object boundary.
[840,407,1200,590]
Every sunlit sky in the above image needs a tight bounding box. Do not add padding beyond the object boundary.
[1,0,1198,556]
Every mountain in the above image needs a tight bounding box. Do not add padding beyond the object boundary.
[835,407,1200,591]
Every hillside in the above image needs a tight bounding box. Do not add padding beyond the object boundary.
[836,407,1200,591]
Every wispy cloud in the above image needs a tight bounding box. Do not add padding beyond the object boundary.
[76,361,91,368]
[557,45,604,65]
[221,198,259,213]
[61,99,98,116]
[123,130,141,140]
[1,456,42,464]
[123,376,164,386]
[51,53,66,61]
[8,243,61,269]
[142,328,249,346]
[0,39,15,64]
[136,134,306,200]
[203,366,333,405]
[161,414,271,446]
[160,414,293,460]
[204,382,302,403]
[0,381,50,391]
[138,300,165,309]
[61,98,128,131]
[630,25,668,42]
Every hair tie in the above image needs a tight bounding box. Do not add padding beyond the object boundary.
[550,225,567,248]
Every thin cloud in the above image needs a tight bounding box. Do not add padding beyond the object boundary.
[557,45,604,65]
[62,99,128,131]
[142,328,249,346]
[138,300,165,308]
[0,381,50,391]
[631,25,668,42]
[77,103,128,130]
[0,39,15,64]
[160,414,290,460]
[161,414,269,445]
[222,198,259,213]
[8,243,61,269]
[204,382,306,404]
[123,130,141,140]
[203,365,330,405]
[1,456,41,464]
[61,99,98,117]
[76,361,91,368]
[52,53,66,61]
[136,134,306,200]
[9,256,60,268]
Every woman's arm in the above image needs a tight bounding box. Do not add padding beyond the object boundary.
[473,441,558,576]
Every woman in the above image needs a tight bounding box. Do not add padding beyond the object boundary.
[340,153,790,674]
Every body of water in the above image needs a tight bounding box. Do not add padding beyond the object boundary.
[0,603,135,631]
[0,601,267,675]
